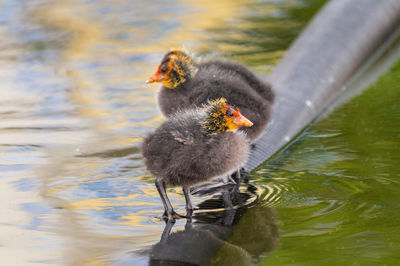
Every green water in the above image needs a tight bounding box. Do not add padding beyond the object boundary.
[1,0,400,265]
[255,59,400,265]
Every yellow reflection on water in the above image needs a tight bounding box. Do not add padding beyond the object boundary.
[66,197,157,211]
[33,2,104,59]
[25,0,260,264]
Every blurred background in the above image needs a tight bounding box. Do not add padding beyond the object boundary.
[1,0,400,265]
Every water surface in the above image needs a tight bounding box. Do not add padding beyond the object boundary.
[2,0,400,265]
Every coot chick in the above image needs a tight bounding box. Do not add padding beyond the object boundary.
[200,59,274,103]
[147,50,274,142]
[142,98,252,221]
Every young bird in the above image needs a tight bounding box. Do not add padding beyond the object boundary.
[142,98,253,221]
[147,50,274,142]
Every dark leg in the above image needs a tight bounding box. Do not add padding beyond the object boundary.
[232,169,241,184]
[155,177,182,221]
[223,208,236,226]
[185,218,193,230]
[225,172,237,184]
[222,190,234,210]
[160,220,175,243]
[183,186,193,219]
[240,167,249,183]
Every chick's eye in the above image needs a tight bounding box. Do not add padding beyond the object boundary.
[226,112,234,117]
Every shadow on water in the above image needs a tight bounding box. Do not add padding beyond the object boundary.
[0,0,350,265]
[148,187,279,266]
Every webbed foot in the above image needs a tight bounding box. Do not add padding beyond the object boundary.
[163,211,185,222]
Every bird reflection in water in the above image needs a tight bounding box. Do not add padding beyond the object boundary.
[148,184,279,266]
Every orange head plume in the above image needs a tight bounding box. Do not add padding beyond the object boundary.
[146,50,196,89]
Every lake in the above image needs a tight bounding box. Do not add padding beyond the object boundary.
[1,0,399,265]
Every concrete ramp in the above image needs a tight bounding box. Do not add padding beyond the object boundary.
[246,0,400,171]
